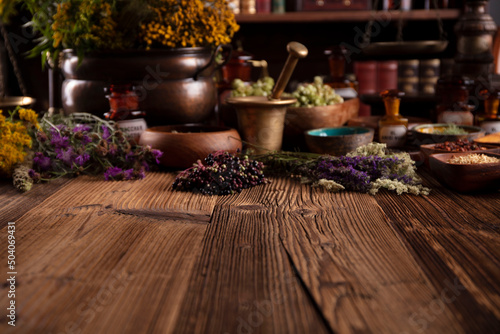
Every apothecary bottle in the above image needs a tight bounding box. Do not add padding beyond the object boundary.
[104,84,147,143]
[378,89,408,148]
[435,75,474,125]
[477,89,500,135]
[324,45,358,91]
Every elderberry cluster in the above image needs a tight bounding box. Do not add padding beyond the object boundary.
[172,151,269,195]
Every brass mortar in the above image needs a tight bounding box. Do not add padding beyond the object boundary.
[226,42,308,154]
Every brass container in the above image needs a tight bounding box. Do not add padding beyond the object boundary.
[60,46,230,126]
[226,42,308,154]
[454,0,497,78]
[225,96,296,154]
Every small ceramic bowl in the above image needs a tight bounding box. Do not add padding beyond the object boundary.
[139,124,242,169]
[305,126,374,156]
[412,123,485,145]
[282,98,360,150]
[428,151,500,192]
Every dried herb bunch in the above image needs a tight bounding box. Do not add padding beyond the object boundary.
[172,143,429,197]
[141,0,240,49]
[0,0,239,63]
[0,107,39,179]
[21,112,162,190]
[172,151,268,195]
[253,143,430,196]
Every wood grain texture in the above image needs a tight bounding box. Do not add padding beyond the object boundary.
[172,182,332,334]
[374,170,500,333]
[0,171,499,334]
[0,173,213,333]
[269,177,480,334]
[0,178,71,228]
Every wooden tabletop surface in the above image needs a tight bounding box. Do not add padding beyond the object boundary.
[0,169,499,334]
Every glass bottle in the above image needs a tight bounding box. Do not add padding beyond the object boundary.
[378,89,408,148]
[435,75,474,125]
[104,84,147,143]
[324,45,358,91]
[477,89,500,135]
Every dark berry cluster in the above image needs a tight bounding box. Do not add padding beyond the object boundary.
[172,151,269,195]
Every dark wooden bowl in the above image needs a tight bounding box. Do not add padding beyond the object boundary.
[428,151,500,192]
[285,98,360,135]
[305,126,374,156]
[139,124,242,169]
[420,143,500,167]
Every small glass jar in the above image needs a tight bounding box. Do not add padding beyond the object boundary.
[378,89,408,148]
[477,89,500,135]
[104,84,147,143]
[324,45,358,91]
[435,75,474,125]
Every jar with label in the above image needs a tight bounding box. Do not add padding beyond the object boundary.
[104,84,147,143]
[378,89,408,148]
[477,89,500,135]
[435,75,474,124]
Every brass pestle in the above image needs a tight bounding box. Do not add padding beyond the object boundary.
[226,42,308,154]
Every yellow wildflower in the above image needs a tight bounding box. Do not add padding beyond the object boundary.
[0,107,38,177]
[140,0,239,49]
[18,108,40,129]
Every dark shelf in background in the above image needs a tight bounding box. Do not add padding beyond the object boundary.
[235,9,461,23]
[360,93,440,118]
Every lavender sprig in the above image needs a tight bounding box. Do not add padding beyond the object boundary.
[253,143,430,196]
[29,112,162,184]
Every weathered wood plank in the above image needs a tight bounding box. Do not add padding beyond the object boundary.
[0,178,72,228]
[374,170,500,333]
[34,173,218,222]
[173,182,332,334]
[1,171,499,334]
[0,173,214,333]
[268,177,472,334]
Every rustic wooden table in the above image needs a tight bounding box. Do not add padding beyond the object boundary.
[0,169,499,334]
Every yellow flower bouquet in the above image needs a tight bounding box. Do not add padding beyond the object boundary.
[1,0,239,62]
[0,107,39,181]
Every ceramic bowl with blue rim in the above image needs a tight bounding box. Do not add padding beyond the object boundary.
[305,126,374,156]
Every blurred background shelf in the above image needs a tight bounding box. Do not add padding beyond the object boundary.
[235,9,461,23]
[360,93,440,118]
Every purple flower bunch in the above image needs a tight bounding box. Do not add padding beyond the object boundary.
[253,143,429,195]
[29,113,162,183]
[312,155,414,193]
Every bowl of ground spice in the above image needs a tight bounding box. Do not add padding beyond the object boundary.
[429,151,500,192]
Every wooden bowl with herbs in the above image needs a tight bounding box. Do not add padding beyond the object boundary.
[428,151,500,192]
[412,123,485,145]
[284,97,360,136]
[139,124,242,169]
[420,139,499,167]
